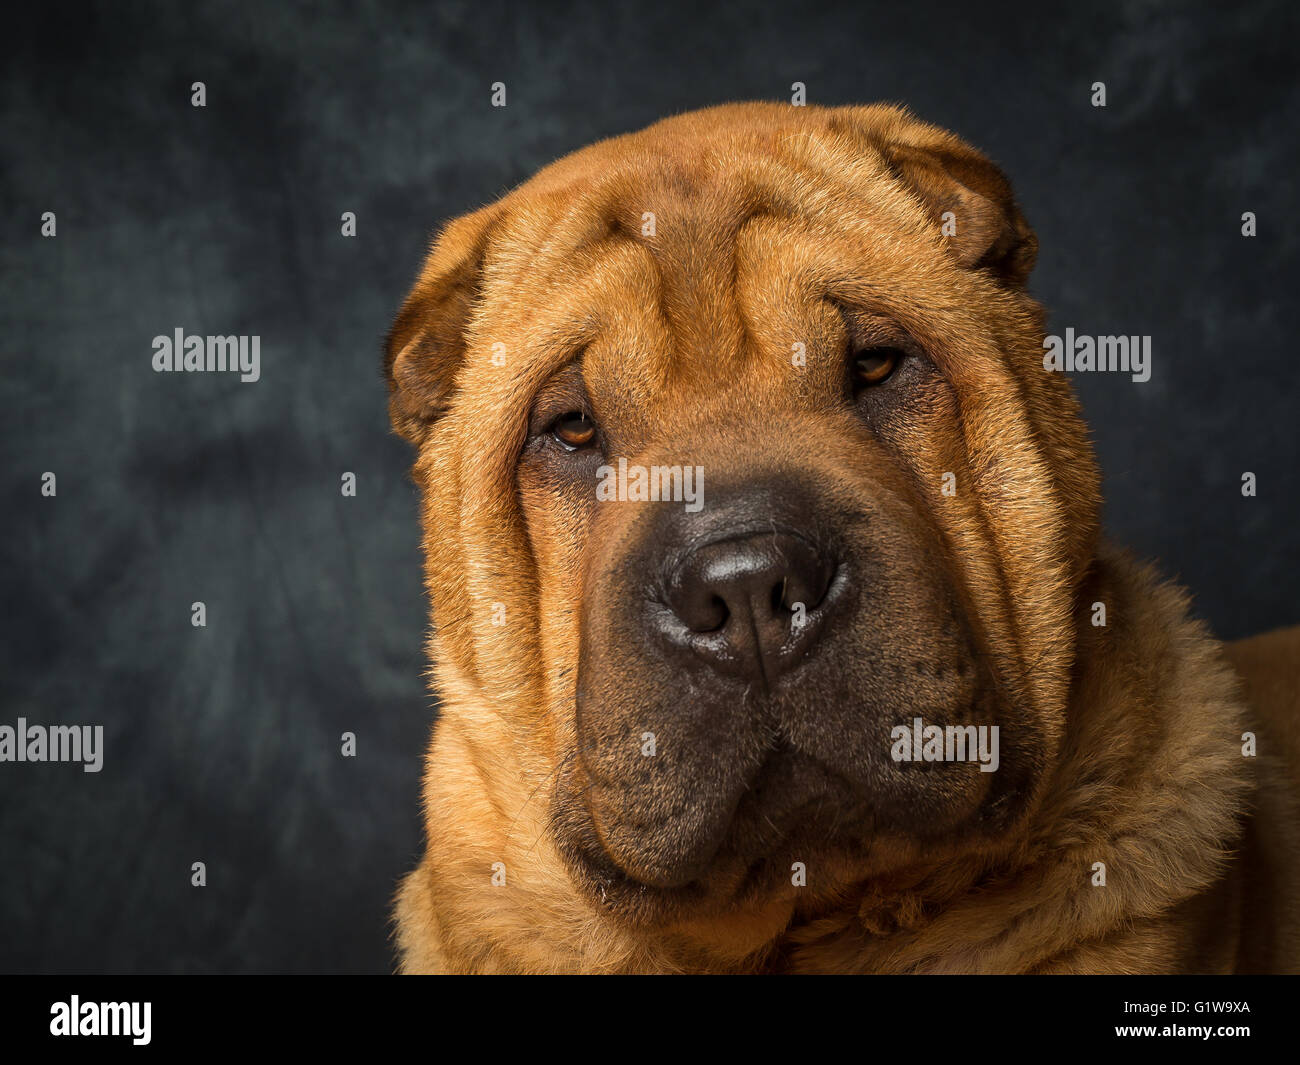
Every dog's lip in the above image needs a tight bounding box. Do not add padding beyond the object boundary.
[559,754,741,905]
[562,743,877,910]
[562,823,714,916]
[576,771,737,891]
[561,797,882,926]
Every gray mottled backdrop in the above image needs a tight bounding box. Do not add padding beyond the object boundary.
[2,0,1296,972]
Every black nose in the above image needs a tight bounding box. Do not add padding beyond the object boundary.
[653,532,838,684]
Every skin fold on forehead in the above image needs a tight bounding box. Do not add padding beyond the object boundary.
[390,101,1044,435]
[459,108,1044,445]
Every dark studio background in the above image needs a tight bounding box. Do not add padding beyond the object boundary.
[1,0,1296,973]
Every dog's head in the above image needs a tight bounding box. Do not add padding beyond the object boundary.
[386,103,1100,929]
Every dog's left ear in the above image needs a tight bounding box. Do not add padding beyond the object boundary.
[841,107,1038,287]
[383,204,502,446]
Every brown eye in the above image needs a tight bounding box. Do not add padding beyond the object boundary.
[552,411,597,449]
[852,347,902,387]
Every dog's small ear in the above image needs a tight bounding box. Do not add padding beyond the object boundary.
[884,141,1037,286]
[842,108,1037,287]
[384,205,501,445]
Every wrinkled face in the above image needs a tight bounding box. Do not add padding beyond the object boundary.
[387,104,1100,931]
[544,322,1025,908]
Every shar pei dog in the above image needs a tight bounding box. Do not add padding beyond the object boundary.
[382,102,1300,973]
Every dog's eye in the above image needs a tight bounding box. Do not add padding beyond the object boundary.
[551,411,598,449]
[851,347,903,388]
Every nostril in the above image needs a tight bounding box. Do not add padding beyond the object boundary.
[701,595,729,633]
[776,564,834,617]
[661,580,732,634]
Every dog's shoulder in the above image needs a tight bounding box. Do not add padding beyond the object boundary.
[1226,624,1300,784]
[1223,624,1300,973]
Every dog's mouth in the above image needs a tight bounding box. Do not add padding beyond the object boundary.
[550,667,1027,928]
[551,740,882,924]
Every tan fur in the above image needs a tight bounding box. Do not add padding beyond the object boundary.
[385,102,1300,973]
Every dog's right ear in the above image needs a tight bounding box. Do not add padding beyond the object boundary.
[383,205,501,446]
